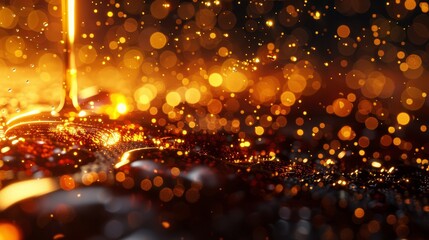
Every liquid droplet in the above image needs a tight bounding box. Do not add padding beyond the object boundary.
[43,22,49,27]
[11,68,16,72]
[8,88,12,93]
[26,80,30,84]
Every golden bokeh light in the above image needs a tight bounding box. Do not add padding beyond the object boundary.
[332,98,353,117]
[185,88,201,104]
[354,208,365,218]
[0,223,21,240]
[150,32,167,49]
[166,91,182,107]
[222,71,248,93]
[397,112,411,126]
[255,126,264,136]
[337,25,351,38]
[0,8,17,29]
[208,73,223,87]
[280,91,296,107]
[338,125,355,141]
[405,54,422,70]
[252,76,280,104]
[365,117,379,130]
[60,175,76,191]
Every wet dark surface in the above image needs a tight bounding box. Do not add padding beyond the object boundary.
[0,119,428,240]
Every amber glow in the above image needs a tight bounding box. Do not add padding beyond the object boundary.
[0,178,59,210]
[5,109,41,126]
[5,120,56,137]
[0,223,21,240]
[0,0,424,149]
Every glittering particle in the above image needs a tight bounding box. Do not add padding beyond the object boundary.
[312,11,321,20]
[265,19,274,27]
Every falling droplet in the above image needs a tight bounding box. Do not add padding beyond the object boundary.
[11,68,16,72]
[16,108,20,113]
[8,88,12,93]
[26,80,30,84]
[43,22,49,27]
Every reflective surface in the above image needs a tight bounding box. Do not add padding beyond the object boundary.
[0,118,428,239]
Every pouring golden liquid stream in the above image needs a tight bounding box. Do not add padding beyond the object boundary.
[58,0,80,113]
[2,0,118,145]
